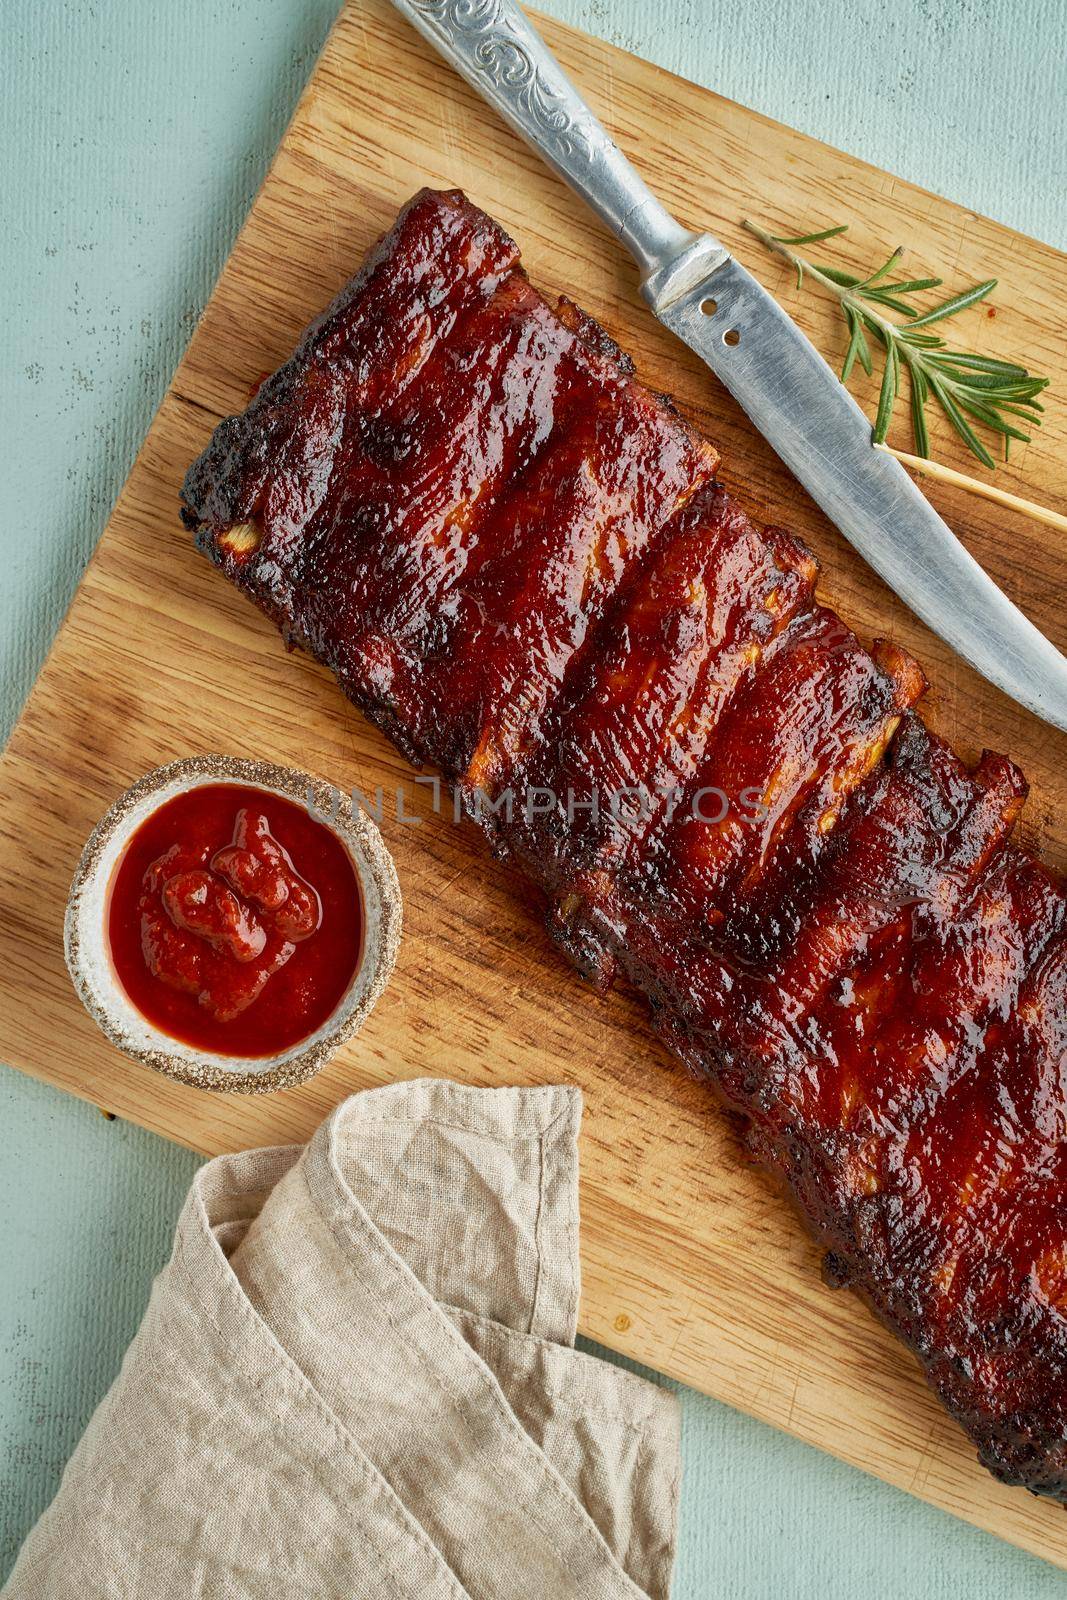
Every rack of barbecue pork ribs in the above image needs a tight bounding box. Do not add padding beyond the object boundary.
[183,187,1067,1501]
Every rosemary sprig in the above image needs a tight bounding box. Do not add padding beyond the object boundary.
[742,218,1049,469]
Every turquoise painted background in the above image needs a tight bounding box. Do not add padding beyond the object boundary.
[2,1,1066,1591]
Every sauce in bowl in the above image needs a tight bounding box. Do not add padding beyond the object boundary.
[107,783,363,1057]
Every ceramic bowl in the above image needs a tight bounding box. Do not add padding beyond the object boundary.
[64,755,402,1094]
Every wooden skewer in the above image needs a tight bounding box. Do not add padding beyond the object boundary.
[874,443,1067,534]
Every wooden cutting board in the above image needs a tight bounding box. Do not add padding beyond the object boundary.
[3,0,1066,1565]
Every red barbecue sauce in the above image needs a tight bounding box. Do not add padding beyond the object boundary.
[107,784,363,1056]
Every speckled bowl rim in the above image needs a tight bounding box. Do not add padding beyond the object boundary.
[64,755,402,1095]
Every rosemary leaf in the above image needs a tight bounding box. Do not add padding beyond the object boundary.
[906,279,997,328]
[816,265,864,287]
[909,362,930,458]
[881,277,943,294]
[841,306,872,381]
[855,248,904,289]
[865,290,925,317]
[874,340,900,443]
[923,352,1027,376]
[772,224,850,245]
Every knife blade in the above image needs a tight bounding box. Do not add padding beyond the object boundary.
[391,0,1067,732]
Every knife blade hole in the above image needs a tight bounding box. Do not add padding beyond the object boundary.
[723,328,741,347]
[700,297,718,316]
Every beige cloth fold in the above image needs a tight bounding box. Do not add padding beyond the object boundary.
[5,1080,681,1598]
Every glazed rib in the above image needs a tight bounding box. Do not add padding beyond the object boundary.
[182,188,1067,1500]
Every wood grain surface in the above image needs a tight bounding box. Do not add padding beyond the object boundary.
[1,0,1065,1564]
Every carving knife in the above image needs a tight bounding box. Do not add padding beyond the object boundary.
[390,0,1067,733]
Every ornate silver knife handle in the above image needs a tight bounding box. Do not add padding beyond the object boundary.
[392,0,722,281]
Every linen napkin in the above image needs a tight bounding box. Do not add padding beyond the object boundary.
[5,1079,681,1598]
